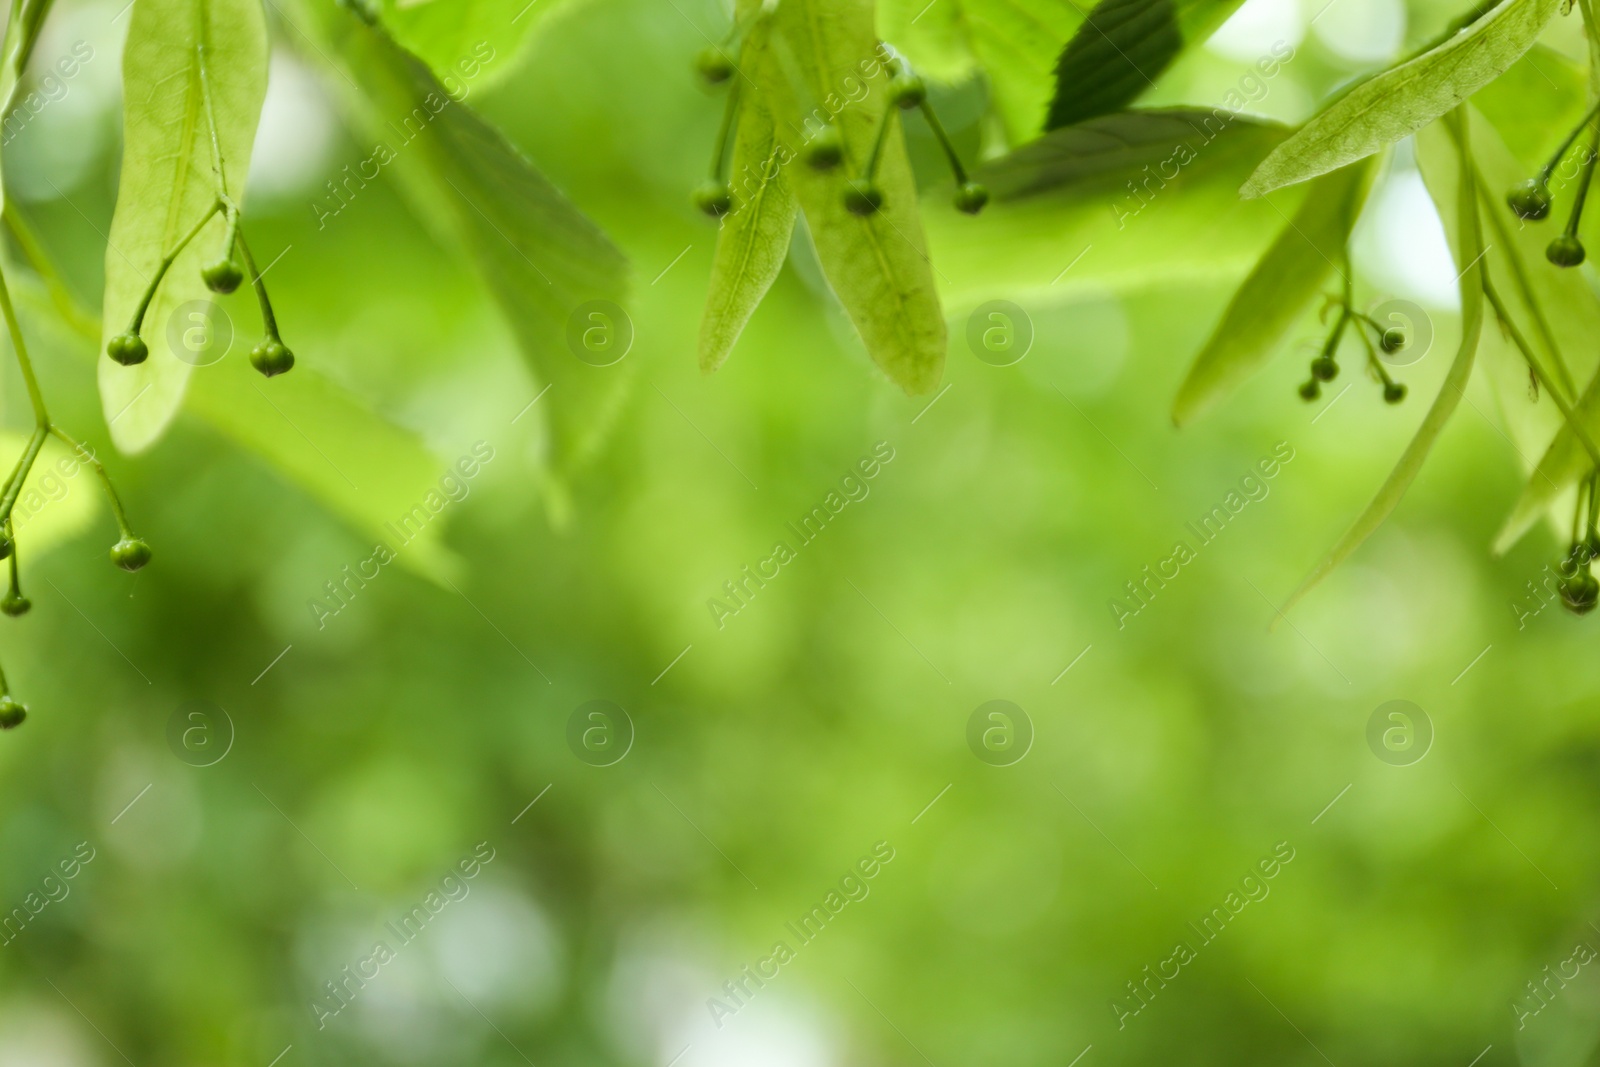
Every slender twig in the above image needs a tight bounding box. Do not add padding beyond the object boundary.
[49,428,132,537]
[124,199,223,335]
[235,231,279,339]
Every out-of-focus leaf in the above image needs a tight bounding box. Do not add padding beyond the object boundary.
[2,433,98,560]
[925,116,1294,310]
[1472,45,1585,169]
[1278,111,1485,618]
[326,8,631,474]
[377,0,580,92]
[879,0,1082,143]
[1466,108,1600,557]
[185,354,461,581]
[698,63,799,373]
[757,0,945,395]
[987,108,1276,198]
[98,0,268,454]
[1172,156,1377,427]
[0,0,53,212]
[1241,0,1559,198]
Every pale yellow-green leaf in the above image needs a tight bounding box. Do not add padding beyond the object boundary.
[99,0,269,454]
[759,0,946,395]
[2,433,98,560]
[1241,0,1560,198]
[698,26,799,374]
[378,0,583,92]
[1278,111,1485,618]
[1172,156,1378,427]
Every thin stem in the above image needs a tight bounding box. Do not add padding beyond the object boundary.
[864,105,895,180]
[126,199,223,334]
[917,100,968,184]
[709,78,742,179]
[1472,171,1579,400]
[1538,98,1600,186]
[0,427,48,526]
[1564,120,1600,239]
[6,522,20,601]
[48,427,132,536]
[0,263,48,427]
[234,230,279,340]
[1483,274,1600,469]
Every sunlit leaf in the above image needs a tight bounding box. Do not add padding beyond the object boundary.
[98,0,269,454]
[326,8,632,474]
[377,0,580,92]
[1172,156,1378,427]
[1278,111,1485,617]
[698,46,800,374]
[925,115,1294,310]
[757,0,945,395]
[1241,0,1559,199]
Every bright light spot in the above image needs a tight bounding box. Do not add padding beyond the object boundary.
[1207,0,1306,64]
[1351,160,1460,310]
[1311,0,1405,63]
[249,50,340,200]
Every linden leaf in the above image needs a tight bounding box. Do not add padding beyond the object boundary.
[98,0,269,454]
[1278,111,1485,618]
[1240,0,1559,199]
[1172,156,1378,427]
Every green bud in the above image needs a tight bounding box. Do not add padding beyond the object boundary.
[1560,571,1600,615]
[1310,356,1337,382]
[1507,180,1552,222]
[250,340,295,378]
[1548,234,1586,267]
[889,72,926,110]
[1298,380,1320,402]
[693,179,734,218]
[110,537,152,573]
[1379,326,1407,353]
[953,181,989,215]
[1383,382,1407,405]
[804,125,845,171]
[0,696,25,730]
[1,593,30,618]
[107,332,149,366]
[202,258,244,294]
[694,46,735,86]
[843,180,884,217]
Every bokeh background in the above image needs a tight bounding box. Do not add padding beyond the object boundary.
[0,0,1595,1064]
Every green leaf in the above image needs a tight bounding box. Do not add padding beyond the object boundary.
[698,53,799,373]
[1278,111,1485,618]
[925,114,1295,310]
[1172,156,1377,426]
[1471,44,1586,168]
[1045,0,1249,130]
[757,0,946,395]
[326,9,631,474]
[880,0,1083,144]
[377,0,579,92]
[3,432,99,562]
[98,0,269,454]
[1240,0,1559,199]
[185,352,462,582]
[986,107,1277,198]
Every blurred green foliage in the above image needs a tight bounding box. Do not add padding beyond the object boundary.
[0,1,1596,1066]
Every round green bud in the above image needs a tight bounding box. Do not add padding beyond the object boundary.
[1383,381,1407,405]
[843,181,884,217]
[202,258,244,295]
[694,46,735,85]
[693,179,734,219]
[1379,326,1407,353]
[954,181,989,215]
[1,593,30,618]
[110,537,152,573]
[804,125,845,171]
[1561,571,1600,615]
[1298,380,1320,402]
[890,72,926,109]
[0,697,25,730]
[1507,180,1552,222]
[107,332,149,366]
[1310,356,1337,382]
[1548,234,1587,267]
[250,339,295,378]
